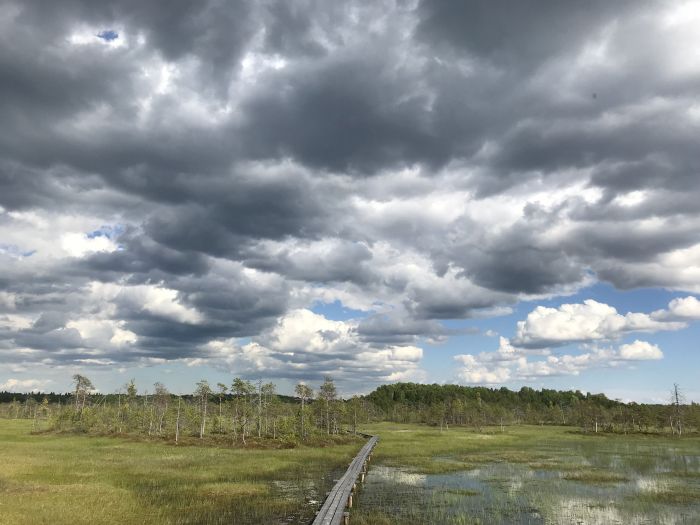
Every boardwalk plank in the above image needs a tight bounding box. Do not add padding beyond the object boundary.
[312,435,378,525]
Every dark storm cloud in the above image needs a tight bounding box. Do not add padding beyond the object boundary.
[142,166,345,259]
[487,114,699,185]
[14,327,84,352]
[406,280,515,320]
[238,55,451,173]
[1,0,699,374]
[356,312,469,345]
[417,0,648,67]
[78,227,210,279]
[179,272,289,331]
[260,1,327,58]
[245,240,374,284]
[564,221,700,264]
[15,0,255,80]
[467,245,584,295]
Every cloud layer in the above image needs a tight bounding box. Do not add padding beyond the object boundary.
[1,0,699,388]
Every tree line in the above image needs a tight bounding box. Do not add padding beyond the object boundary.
[1,380,698,439]
[0,374,372,444]
[367,382,700,435]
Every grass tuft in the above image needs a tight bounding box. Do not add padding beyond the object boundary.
[563,470,630,484]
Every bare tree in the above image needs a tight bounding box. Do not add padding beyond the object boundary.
[231,378,254,444]
[348,396,362,435]
[153,382,169,435]
[216,383,227,433]
[294,383,313,440]
[262,382,276,436]
[318,376,337,434]
[175,396,181,443]
[257,379,263,438]
[194,380,211,439]
[670,383,685,436]
[72,374,94,414]
[122,379,137,431]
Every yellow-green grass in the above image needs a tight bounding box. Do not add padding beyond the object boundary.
[562,470,630,483]
[0,419,363,525]
[357,422,700,476]
[355,423,555,474]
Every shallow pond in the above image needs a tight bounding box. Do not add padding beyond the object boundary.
[272,464,348,524]
[351,438,700,524]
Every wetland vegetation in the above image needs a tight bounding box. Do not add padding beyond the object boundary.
[2,381,699,524]
[0,419,360,525]
[350,423,700,524]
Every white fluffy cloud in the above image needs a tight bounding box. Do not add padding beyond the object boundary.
[0,209,127,266]
[0,378,51,392]
[658,296,700,320]
[514,298,689,348]
[190,308,425,385]
[618,340,663,360]
[452,295,691,385]
[65,319,137,346]
[455,354,512,384]
[455,338,664,385]
[475,337,524,362]
[61,232,118,257]
[89,282,202,324]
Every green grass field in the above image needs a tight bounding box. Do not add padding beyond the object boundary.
[350,423,700,524]
[3,420,699,525]
[0,419,362,525]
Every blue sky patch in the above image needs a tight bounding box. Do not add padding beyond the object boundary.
[87,224,124,240]
[96,30,119,42]
[0,243,36,259]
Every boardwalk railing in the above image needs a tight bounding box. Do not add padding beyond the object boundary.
[312,434,379,525]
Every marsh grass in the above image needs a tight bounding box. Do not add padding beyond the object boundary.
[350,423,700,524]
[42,426,356,450]
[563,470,630,483]
[635,486,700,505]
[445,488,480,496]
[0,419,362,525]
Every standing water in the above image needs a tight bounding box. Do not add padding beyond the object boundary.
[351,435,700,524]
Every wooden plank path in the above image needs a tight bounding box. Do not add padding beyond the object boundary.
[311,434,379,525]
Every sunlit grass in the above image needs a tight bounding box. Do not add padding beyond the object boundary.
[563,470,629,483]
[635,486,700,505]
[0,419,362,525]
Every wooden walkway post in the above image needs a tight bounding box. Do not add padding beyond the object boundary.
[312,434,378,525]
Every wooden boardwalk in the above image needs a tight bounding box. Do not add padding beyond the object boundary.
[312,434,379,525]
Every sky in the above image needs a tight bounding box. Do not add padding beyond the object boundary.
[1,0,699,402]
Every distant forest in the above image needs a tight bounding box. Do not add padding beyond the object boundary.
[1,380,698,438]
[367,383,699,434]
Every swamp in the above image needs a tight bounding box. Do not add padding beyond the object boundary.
[1,419,698,524]
[350,423,700,524]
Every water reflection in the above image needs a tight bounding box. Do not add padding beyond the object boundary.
[354,440,700,525]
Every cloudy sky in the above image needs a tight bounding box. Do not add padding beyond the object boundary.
[1,0,699,401]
